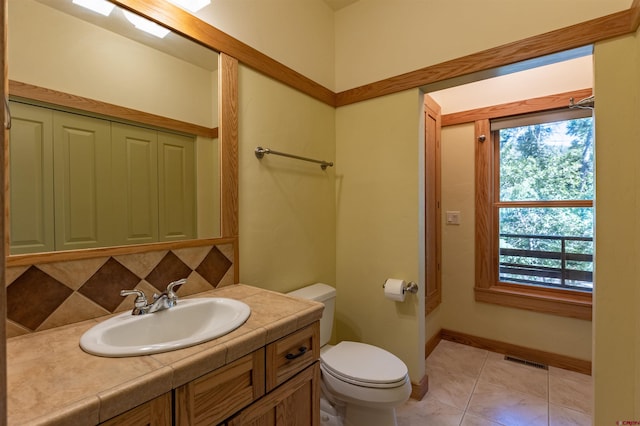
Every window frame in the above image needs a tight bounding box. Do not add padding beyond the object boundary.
[474,100,593,321]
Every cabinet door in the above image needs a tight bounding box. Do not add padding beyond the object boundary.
[175,348,265,426]
[53,111,112,250]
[158,132,195,241]
[99,392,171,426]
[112,123,158,245]
[8,102,54,254]
[227,363,320,426]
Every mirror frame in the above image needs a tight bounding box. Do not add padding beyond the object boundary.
[5,0,238,267]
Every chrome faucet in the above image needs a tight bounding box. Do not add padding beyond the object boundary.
[120,278,187,315]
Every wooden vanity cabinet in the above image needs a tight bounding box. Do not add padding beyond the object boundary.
[176,322,320,426]
[99,392,172,426]
[98,323,320,426]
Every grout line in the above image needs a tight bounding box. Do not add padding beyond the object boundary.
[458,348,490,425]
[547,365,551,426]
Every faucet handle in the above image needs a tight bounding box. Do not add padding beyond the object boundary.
[120,289,148,308]
[166,278,187,299]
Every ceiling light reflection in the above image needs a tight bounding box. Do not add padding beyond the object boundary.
[72,0,115,16]
[166,0,211,13]
[123,10,170,39]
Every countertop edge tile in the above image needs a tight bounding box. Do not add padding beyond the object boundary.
[225,327,268,363]
[11,396,100,426]
[97,365,174,422]
[167,342,229,388]
[296,305,324,330]
[265,316,307,342]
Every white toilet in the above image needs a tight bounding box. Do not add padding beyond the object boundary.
[288,283,411,426]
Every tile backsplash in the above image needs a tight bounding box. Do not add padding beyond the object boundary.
[6,243,235,337]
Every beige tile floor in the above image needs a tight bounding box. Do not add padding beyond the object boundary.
[397,340,593,426]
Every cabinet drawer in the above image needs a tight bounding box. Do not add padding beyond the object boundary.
[174,348,265,426]
[266,322,320,392]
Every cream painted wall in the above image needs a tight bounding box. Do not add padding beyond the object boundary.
[237,65,336,293]
[592,30,640,422]
[200,0,335,91]
[335,89,425,383]
[334,0,629,92]
[9,0,218,127]
[437,123,592,360]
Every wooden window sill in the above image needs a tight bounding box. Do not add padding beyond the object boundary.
[474,284,592,320]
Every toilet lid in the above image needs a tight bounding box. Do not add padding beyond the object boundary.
[320,341,408,387]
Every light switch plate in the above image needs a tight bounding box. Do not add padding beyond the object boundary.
[446,211,461,225]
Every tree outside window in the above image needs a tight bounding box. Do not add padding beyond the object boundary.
[495,115,594,291]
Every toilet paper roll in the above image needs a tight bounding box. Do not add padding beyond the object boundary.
[384,278,406,302]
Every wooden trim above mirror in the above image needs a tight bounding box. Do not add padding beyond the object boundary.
[110,0,335,106]
[9,80,218,138]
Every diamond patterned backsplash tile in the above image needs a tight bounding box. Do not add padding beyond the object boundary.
[78,258,141,312]
[7,267,73,331]
[196,247,233,286]
[6,243,235,337]
[145,252,193,292]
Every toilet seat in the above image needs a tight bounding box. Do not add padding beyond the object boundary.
[320,341,408,389]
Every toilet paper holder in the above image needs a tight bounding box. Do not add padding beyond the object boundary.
[382,280,419,294]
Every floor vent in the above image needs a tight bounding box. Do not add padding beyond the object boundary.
[504,355,548,370]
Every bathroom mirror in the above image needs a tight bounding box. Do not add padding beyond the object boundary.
[7,0,222,255]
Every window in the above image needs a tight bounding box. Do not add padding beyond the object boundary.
[475,106,594,320]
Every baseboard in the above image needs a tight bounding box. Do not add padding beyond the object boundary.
[410,374,429,401]
[425,331,442,359]
[439,329,591,375]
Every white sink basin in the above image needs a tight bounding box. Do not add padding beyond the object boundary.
[80,298,251,357]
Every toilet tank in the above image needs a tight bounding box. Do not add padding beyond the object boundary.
[287,283,336,347]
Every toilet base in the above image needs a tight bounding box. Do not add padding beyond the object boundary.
[344,405,398,426]
[320,396,343,426]
[319,393,398,426]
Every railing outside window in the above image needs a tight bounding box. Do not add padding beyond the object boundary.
[499,233,593,291]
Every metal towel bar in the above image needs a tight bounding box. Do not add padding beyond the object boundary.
[255,146,334,170]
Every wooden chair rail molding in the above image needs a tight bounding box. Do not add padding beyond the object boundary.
[426,329,592,376]
[335,10,634,106]
[632,0,640,29]
[112,1,638,109]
